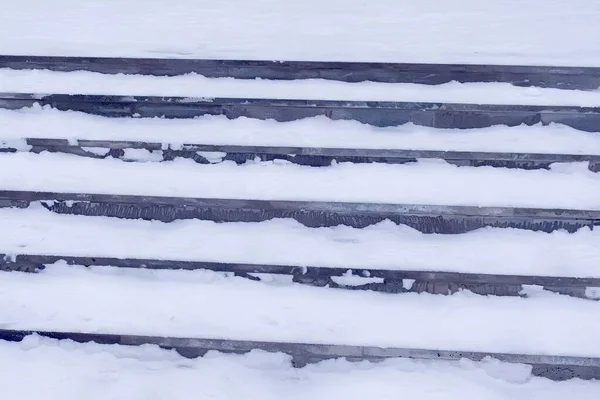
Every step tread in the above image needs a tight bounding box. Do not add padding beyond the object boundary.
[1,152,598,211]
[2,265,600,357]
[0,207,597,278]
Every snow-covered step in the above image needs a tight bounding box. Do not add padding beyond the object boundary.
[4,69,600,106]
[3,0,599,395]
[4,190,598,233]
[1,152,598,211]
[1,207,598,279]
[2,1,598,68]
[3,254,598,299]
[6,138,600,172]
[2,93,600,131]
[4,107,600,156]
[2,265,600,361]
[3,337,598,399]
[4,55,600,89]
[2,328,599,381]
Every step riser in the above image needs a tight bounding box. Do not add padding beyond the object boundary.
[3,140,599,172]
[2,55,600,90]
[2,93,600,130]
[2,254,596,299]
[1,191,597,233]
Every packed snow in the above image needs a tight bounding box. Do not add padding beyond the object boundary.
[3,337,599,400]
[2,207,599,278]
[1,1,599,66]
[3,69,600,106]
[1,151,598,210]
[4,106,600,155]
[2,264,600,357]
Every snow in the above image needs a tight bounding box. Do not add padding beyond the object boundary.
[196,151,227,163]
[3,337,599,400]
[403,279,417,290]
[1,1,599,67]
[586,287,600,300]
[81,147,110,156]
[1,263,600,357]
[4,106,600,155]
[0,138,31,151]
[3,69,600,106]
[3,0,600,395]
[121,148,163,162]
[330,274,384,286]
[1,151,598,210]
[2,207,599,278]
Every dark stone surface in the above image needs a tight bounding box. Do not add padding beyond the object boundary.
[0,190,597,234]
[8,139,599,172]
[2,253,597,299]
[2,55,600,89]
[2,93,600,131]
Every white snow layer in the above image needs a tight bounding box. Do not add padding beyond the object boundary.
[1,1,599,66]
[1,264,600,357]
[2,69,600,106]
[2,207,599,278]
[4,106,600,155]
[3,2,600,397]
[1,151,598,210]
[3,338,599,400]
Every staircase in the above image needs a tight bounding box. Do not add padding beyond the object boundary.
[1,54,600,395]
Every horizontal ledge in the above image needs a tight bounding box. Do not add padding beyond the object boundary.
[2,253,598,288]
[2,55,600,90]
[2,92,598,112]
[2,93,599,131]
[0,190,598,233]
[11,138,600,170]
[1,189,597,219]
[1,328,599,380]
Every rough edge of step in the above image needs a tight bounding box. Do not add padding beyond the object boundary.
[1,253,597,299]
[1,328,598,381]
[1,92,600,131]
[1,190,598,233]
[2,55,600,90]
[2,138,599,172]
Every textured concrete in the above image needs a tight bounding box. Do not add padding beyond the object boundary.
[0,190,598,233]
[5,138,597,172]
[2,55,600,89]
[2,93,600,131]
[1,253,597,299]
